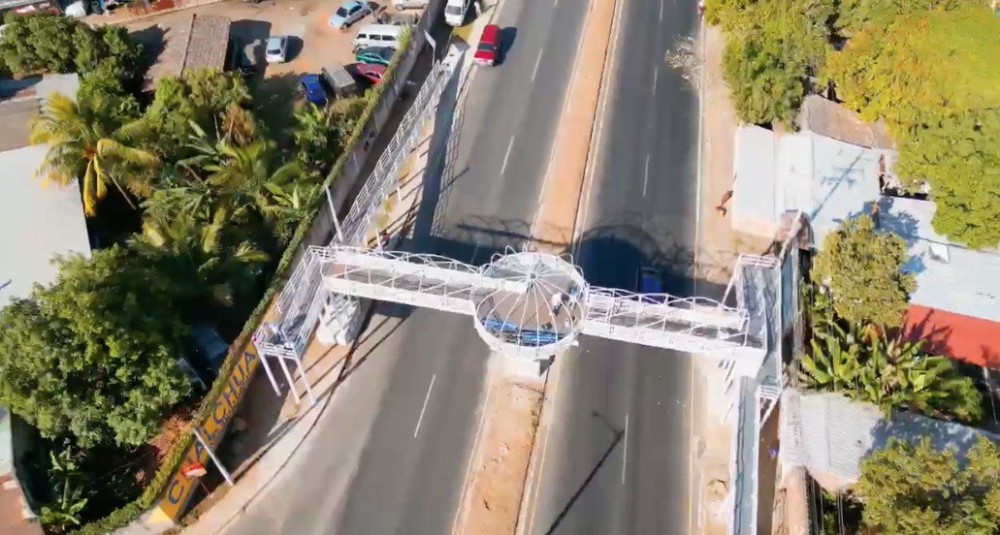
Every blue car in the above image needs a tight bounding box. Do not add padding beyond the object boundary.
[300,74,328,106]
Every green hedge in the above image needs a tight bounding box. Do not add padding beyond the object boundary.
[69,28,415,535]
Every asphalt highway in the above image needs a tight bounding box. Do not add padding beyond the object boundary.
[221,0,588,532]
[523,0,703,532]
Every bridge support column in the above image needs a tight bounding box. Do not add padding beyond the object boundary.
[317,294,365,346]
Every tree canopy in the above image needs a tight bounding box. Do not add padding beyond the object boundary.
[0,247,192,448]
[858,437,1000,535]
[811,215,915,328]
[823,6,1000,248]
[142,69,252,160]
[31,92,159,216]
[715,0,833,125]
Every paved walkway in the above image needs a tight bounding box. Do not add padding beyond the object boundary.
[689,22,774,535]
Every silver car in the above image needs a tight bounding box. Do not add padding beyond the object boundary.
[393,0,427,9]
[265,36,289,63]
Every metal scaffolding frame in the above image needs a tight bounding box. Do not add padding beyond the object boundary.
[252,51,461,406]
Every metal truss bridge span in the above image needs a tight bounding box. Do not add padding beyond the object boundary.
[312,245,774,362]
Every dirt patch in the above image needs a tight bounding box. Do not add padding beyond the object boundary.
[695,25,773,286]
[455,379,544,535]
[531,0,617,252]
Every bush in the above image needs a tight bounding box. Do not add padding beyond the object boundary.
[0,13,78,74]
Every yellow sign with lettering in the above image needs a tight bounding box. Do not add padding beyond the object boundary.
[149,343,261,523]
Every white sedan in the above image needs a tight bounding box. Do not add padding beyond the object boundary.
[265,36,289,63]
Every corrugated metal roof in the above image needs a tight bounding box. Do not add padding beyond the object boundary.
[879,197,1000,323]
[0,145,92,308]
[0,74,79,152]
[798,95,895,150]
[140,14,231,91]
[733,126,885,247]
[903,305,1000,368]
[779,389,999,489]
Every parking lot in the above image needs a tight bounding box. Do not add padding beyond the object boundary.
[124,0,423,136]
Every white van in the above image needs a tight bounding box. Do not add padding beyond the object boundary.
[352,24,405,51]
[444,0,469,26]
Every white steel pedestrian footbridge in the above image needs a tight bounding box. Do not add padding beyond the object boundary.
[311,245,776,364]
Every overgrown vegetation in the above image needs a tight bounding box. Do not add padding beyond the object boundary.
[709,0,1000,248]
[799,285,982,423]
[811,215,915,328]
[857,437,1000,534]
[0,13,394,533]
[799,216,983,423]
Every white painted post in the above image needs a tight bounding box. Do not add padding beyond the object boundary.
[277,356,301,405]
[193,429,234,487]
[296,356,317,406]
[424,30,437,59]
[326,188,345,242]
[374,222,384,250]
[259,354,281,396]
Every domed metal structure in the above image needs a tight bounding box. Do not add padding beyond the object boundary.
[471,251,589,358]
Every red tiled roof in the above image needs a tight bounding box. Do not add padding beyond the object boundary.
[902,305,1000,368]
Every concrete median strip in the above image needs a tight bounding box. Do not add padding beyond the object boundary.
[531,0,618,253]
[451,0,620,533]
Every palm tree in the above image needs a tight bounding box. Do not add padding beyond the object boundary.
[30,93,160,216]
[136,206,269,308]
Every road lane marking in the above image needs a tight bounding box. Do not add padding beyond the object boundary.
[414,374,437,437]
[622,413,629,485]
[532,50,543,81]
[659,0,664,20]
[501,136,515,175]
[652,65,658,95]
[570,0,628,259]
[643,154,650,197]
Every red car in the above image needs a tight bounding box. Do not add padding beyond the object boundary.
[474,24,501,67]
[348,62,387,84]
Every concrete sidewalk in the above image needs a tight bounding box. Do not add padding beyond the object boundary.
[688,23,774,535]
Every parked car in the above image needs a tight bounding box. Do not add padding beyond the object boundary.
[393,0,427,9]
[347,62,387,85]
[322,62,360,97]
[265,36,289,63]
[637,267,668,303]
[352,23,405,51]
[300,74,329,106]
[474,24,501,66]
[328,0,372,29]
[355,46,395,67]
[376,10,418,25]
